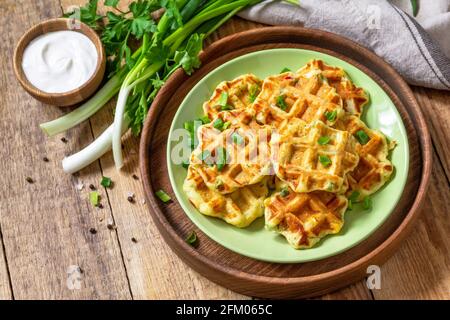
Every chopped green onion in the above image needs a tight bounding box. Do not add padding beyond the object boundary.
[318,136,331,145]
[324,110,337,122]
[216,147,227,171]
[220,104,233,111]
[319,155,332,167]
[155,189,171,203]
[100,176,112,188]
[218,92,228,107]
[411,0,418,16]
[222,121,231,130]
[280,187,290,197]
[348,199,353,210]
[280,67,291,73]
[348,191,360,202]
[213,118,224,130]
[355,130,370,145]
[89,191,99,207]
[199,150,211,161]
[184,120,194,132]
[232,132,244,145]
[276,95,288,111]
[185,230,198,246]
[184,119,198,151]
[182,160,189,169]
[363,196,372,210]
[326,182,335,191]
[199,149,214,167]
[248,84,260,103]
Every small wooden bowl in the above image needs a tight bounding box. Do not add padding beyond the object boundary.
[13,18,106,106]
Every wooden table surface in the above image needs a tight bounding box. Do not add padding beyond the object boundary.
[0,0,449,300]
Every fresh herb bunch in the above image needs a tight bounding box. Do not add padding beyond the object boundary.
[45,0,262,174]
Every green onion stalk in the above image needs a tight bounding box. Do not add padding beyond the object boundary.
[56,0,260,173]
[112,0,257,169]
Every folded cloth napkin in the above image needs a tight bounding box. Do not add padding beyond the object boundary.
[239,0,450,90]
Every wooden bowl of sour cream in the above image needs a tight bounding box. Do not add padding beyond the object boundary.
[13,18,106,106]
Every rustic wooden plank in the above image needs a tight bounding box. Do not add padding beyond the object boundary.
[0,236,12,300]
[412,87,450,179]
[371,150,450,299]
[59,0,247,300]
[319,282,373,300]
[0,0,131,299]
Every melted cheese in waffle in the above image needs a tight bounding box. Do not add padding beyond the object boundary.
[264,180,347,249]
[335,115,394,200]
[203,74,262,120]
[251,71,344,127]
[191,110,273,194]
[298,60,369,117]
[184,166,269,228]
[274,120,359,193]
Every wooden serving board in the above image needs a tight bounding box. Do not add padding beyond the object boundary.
[139,27,432,299]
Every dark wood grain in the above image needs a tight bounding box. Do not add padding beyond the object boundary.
[140,27,432,298]
[13,18,106,106]
[0,0,131,299]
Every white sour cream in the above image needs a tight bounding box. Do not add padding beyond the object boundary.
[22,30,98,93]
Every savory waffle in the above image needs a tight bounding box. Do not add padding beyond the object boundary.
[183,166,269,228]
[182,59,396,251]
[264,180,348,249]
[203,74,262,120]
[251,70,344,127]
[335,115,394,201]
[297,60,369,117]
[191,110,273,194]
[275,119,359,193]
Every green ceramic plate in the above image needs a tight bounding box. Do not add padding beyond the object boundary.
[167,49,409,263]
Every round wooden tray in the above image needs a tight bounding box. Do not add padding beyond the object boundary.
[139,27,432,299]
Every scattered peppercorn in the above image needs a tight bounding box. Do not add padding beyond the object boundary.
[131,237,138,243]
[89,184,96,190]
[132,174,139,180]
[127,196,134,203]
[61,137,68,143]
[98,203,104,209]
[89,228,97,234]
[42,156,49,162]
[107,223,116,230]
[26,177,34,183]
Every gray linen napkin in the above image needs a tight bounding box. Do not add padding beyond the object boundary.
[239,0,450,90]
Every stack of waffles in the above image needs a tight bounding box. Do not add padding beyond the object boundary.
[183,60,395,249]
